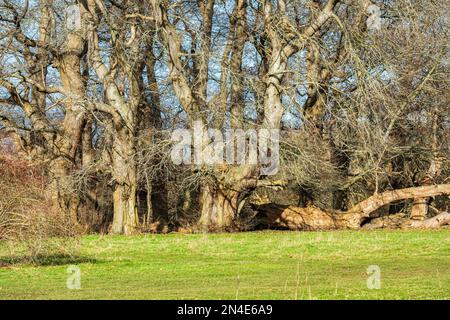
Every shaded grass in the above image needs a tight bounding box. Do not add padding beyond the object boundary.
[0,230,449,299]
[0,254,97,267]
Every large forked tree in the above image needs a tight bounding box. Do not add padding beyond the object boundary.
[149,0,345,230]
[0,0,89,222]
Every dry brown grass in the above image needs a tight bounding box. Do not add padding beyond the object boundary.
[0,154,80,262]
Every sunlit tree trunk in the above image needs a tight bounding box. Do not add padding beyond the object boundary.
[111,136,138,234]
[198,165,259,230]
[86,1,141,234]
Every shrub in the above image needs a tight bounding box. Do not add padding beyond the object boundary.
[0,154,80,263]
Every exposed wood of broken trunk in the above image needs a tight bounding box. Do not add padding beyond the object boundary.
[257,184,450,230]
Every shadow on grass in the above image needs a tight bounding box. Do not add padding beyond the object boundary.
[0,254,98,267]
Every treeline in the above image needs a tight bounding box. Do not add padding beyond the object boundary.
[0,0,449,235]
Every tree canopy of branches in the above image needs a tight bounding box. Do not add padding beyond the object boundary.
[1,0,449,234]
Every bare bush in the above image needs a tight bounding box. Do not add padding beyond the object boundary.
[0,155,80,263]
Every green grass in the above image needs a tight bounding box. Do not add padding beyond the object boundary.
[0,230,449,300]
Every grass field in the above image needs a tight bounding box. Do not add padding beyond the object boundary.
[0,230,449,300]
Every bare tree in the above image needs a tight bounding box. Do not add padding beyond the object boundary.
[1,0,448,234]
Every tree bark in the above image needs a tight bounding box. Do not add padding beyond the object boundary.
[112,181,138,235]
[258,204,341,231]
[199,165,259,231]
[410,198,428,220]
[409,212,450,229]
[198,184,240,231]
[110,132,139,235]
[45,2,87,223]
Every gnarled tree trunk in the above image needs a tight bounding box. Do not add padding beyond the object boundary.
[198,165,259,231]
[112,180,138,235]
[198,184,240,231]
[110,132,139,235]
[46,2,87,223]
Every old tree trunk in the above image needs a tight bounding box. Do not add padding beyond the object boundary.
[110,130,138,235]
[198,166,260,231]
[199,184,240,230]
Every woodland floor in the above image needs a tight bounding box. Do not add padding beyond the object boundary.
[0,230,449,300]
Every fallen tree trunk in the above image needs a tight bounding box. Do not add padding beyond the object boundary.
[258,204,342,231]
[360,212,450,230]
[346,185,450,216]
[257,184,450,231]
[408,212,450,229]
